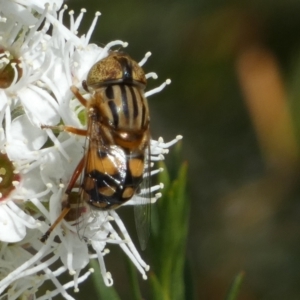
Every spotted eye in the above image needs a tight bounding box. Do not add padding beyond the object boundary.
[86,52,146,89]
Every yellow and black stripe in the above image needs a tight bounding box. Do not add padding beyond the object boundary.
[82,54,150,210]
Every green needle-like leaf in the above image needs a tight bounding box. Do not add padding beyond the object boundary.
[225,271,245,300]
[149,143,189,300]
[125,256,144,300]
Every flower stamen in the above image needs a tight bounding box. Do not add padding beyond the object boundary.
[139,51,151,66]
[145,79,171,97]
[73,8,87,35]
[84,11,101,46]
[146,72,158,79]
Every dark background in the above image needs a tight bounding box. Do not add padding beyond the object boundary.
[68,0,300,299]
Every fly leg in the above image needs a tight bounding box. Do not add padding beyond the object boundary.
[41,85,88,135]
[70,85,88,107]
[40,85,89,242]
[41,124,88,136]
[40,157,85,242]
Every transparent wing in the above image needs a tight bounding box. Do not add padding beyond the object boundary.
[75,117,108,238]
[75,134,91,239]
[134,145,151,250]
[76,116,127,239]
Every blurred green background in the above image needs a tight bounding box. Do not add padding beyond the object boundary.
[67,0,300,299]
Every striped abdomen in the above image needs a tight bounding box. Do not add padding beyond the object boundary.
[82,145,145,210]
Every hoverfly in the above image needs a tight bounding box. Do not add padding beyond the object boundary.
[41,52,151,249]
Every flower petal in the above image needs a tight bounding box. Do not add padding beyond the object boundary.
[0,205,26,242]
[11,115,47,151]
[59,235,89,271]
[19,87,60,127]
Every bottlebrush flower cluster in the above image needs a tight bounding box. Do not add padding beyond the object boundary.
[0,1,182,299]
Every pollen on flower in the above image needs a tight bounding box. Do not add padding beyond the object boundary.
[105,272,113,284]
[0,50,22,88]
[154,192,162,201]
[103,248,110,254]
[139,51,151,66]
[0,154,21,201]
[145,79,171,97]
[109,233,116,239]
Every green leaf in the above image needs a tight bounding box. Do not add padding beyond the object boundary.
[125,256,143,300]
[149,145,189,300]
[149,272,166,300]
[78,107,87,125]
[225,271,245,300]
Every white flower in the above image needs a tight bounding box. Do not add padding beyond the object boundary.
[0,2,182,299]
[0,2,80,298]
[0,232,94,300]
[0,0,63,25]
[0,3,62,243]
